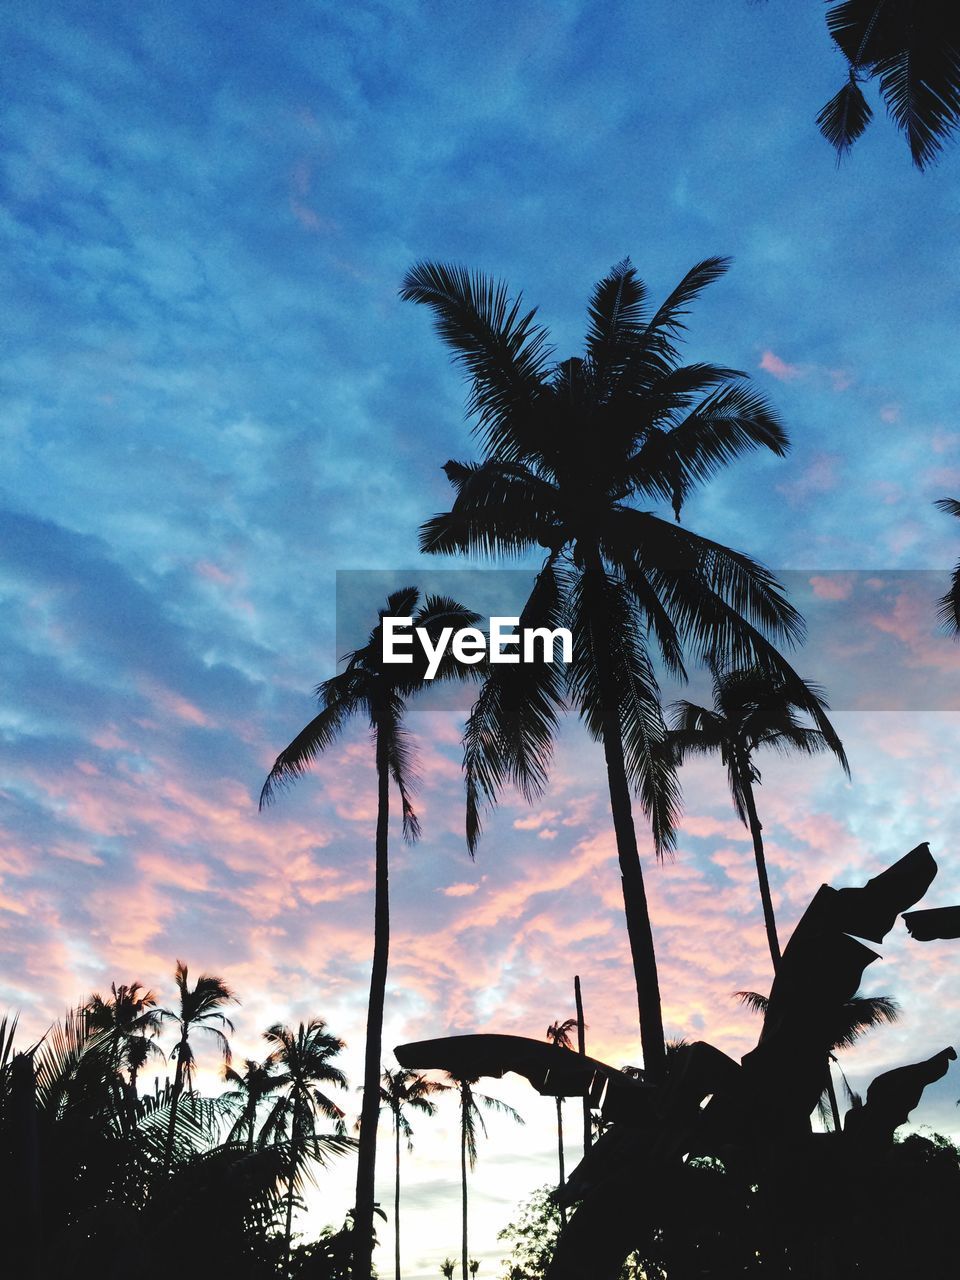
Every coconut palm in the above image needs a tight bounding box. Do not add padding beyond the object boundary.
[219,1056,281,1150]
[85,981,161,1072]
[666,663,848,969]
[935,497,960,632]
[817,2,960,169]
[156,961,236,1176]
[259,1019,353,1273]
[736,990,899,1129]
[261,586,479,1278]
[380,1067,448,1280]
[447,1072,523,1280]
[545,1018,579,1221]
[402,257,825,1081]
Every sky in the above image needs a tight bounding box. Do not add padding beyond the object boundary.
[2,1,960,1274]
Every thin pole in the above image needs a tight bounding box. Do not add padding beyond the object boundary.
[574,976,591,1152]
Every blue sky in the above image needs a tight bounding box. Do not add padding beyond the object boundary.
[3,2,960,1274]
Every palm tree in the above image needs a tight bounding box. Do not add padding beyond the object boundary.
[545,1018,579,1222]
[817,2,960,169]
[261,586,479,1278]
[402,257,825,1081]
[736,990,898,1129]
[447,1072,523,1280]
[936,497,960,632]
[259,1019,351,1272]
[122,1029,165,1110]
[85,981,161,1071]
[666,663,848,970]
[220,1057,281,1149]
[156,961,236,1176]
[380,1067,448,1280]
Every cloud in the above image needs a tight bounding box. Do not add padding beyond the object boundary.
[759,349,803,381]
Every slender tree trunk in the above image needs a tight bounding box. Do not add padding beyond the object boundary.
[162,1037,186,1176]
[574,975,590,1154]
[284,1105,300,1276]
[460,1094,469,1280]
[586,554,666,1082]
[354,728,391,1279]
[394,1114,402,1280]
[555,1097,567,1225]
[740,764,781,969]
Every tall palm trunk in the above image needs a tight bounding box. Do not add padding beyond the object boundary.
[162,1037,187,1176]
[738,760,781,970]
[394,1111,402,1280]
[354,727,391,1280]
[587,555,666,1083]
[284,1098,301,1274]
[555,1097,566,1225]
[460,1093,469,1280]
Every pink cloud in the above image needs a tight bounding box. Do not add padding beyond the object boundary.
[759,350,803,381]
[441,882,480,897]
[808,574,854,601]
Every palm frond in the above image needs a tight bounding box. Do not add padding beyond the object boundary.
[568,569,681,856]
[259,676,363,808]
[818,74,874,157]
[400,261,553,460]
[462,560,567,852]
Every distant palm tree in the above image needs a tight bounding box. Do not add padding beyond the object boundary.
[545,1018,579,1221]
[447,1073,523,1280]
[85,980,161,1073]
[666,663,847,969]
[380,1067,448,1280]
[817,2,960,169]
[440,1259,456,1279]
[935,497,960,632]
[736,990,898,1129]
[261,586,479,1279]
[220,1056,280,1149]
[259,1019,351,1273]
[123,1030,165,1109]
[403,257,818,1080]
[156,961,236,1176]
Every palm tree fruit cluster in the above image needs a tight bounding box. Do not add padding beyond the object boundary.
[397,843,960,1279]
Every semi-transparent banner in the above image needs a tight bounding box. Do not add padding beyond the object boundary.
[336,569,960,712]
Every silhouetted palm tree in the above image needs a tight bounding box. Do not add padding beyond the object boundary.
[85,980,161,1075]
[736,990,898,1129]
[667,663,847,969]
[817,2,960,169]
[403,257,820,1080]
[156,961,236,1176]
[380,1067,448,1280]
[220,1056,281,1149]
[935,497,960,632]
[447,1072,523,1280]
[261,586,479,1279]
[260,1019,351,1273]
[545,1018,579,1221]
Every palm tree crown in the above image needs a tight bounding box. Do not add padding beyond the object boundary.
[402,256,823,1078]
